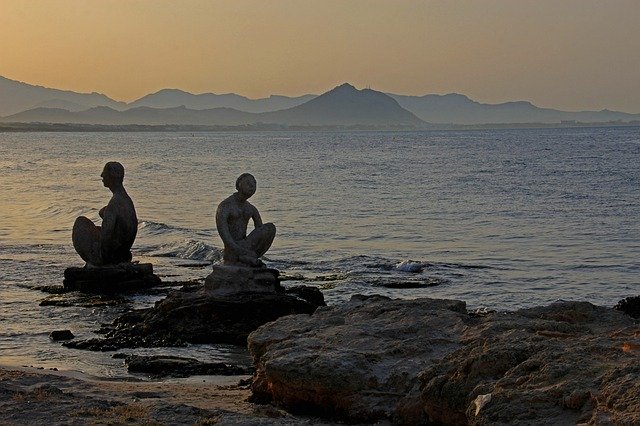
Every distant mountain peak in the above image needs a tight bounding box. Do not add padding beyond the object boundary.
[333,82,357,91]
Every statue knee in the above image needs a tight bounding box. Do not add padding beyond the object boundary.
[263,222,276,236]
[73,216,91,229]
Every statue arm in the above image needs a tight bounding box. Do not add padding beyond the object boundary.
[252,206,263,228]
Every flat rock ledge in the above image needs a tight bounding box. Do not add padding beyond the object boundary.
[248,295,640,425]
[121,354,253,378]
[64,284,325,351]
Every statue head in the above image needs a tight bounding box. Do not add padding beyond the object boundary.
[101,161,125,189]
[235,173,257,199]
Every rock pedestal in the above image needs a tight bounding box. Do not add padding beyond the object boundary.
[204,265,281,295]
[63,265,325,350]
[63,263,161,294]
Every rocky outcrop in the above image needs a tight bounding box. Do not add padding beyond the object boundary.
[65,284,325,351]
[615,295,640,319]
[249,295,470,423]
[248,295,640,424]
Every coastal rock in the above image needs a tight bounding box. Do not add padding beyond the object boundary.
[123,355,253,378]
[49,330,74,341]
[63,263,161,294]
[248,295,640,424]
[65,284,325,351]
[614,295,640,319]
[249,295,469,423]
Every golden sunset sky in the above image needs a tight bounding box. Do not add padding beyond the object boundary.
[1,0,639,112]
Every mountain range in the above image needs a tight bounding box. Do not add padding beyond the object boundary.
[1,75,639,127]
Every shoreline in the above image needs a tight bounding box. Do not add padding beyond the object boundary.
[2,293,638,424]
[0,363,326,425]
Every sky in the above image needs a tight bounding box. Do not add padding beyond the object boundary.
[1,0,639,112]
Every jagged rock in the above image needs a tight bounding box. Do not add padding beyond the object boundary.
[63,263,161,294]
[284,285,326,308]
[420,302,640,425]
[614,295,640,319]
[64,284,325,351]
[123,355,253,378]
[248,295,468,423]
[49,330,74,341]
[248,295,640,424]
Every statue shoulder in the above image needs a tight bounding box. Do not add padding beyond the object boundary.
[216,195,236,214]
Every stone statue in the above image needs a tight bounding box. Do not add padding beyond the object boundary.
[72,162,138,266]
[216,173,276,267]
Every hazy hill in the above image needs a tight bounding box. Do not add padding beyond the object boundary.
[390,93,640,124]
[2,84,424,127]
[260,83,423,126]
[0,75,126,116]
[3,75,639,126]
[2,105,257,126]
[129,88,316,113]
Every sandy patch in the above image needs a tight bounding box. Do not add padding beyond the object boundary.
[0,365,331,425]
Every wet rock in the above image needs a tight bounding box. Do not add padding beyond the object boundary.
[49,330,74,341]
[124,355,253,378]
[395,260,424,273]
[285,285,326,307]
[279,272,307,281]
[373,277,446,289]
[34,285,66,294]
[614,295,640,319]
[65,284,324,351]
[248,296,640,424]
[40,293,125,308]
[63,263,161,294]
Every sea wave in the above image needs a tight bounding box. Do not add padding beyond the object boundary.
[143,239,222,262]
[36,204,94,218]
[138,220,188,235]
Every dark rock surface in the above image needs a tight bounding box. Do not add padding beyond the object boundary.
[63,263,161,294]
[614,295,640,319]
[49,330,75,341]
[64,284,324,351]
[248,295,640,424]
[40,293,126,308]
[123,355,253,378]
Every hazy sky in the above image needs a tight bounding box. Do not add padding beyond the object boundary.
[1,0,639,112]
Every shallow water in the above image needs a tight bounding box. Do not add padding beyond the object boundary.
[0,128,638,377]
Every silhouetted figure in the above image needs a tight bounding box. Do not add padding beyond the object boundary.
[72,162,138,266]
[216,173,276,267]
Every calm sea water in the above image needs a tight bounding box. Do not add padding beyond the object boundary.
[0,128,638,377]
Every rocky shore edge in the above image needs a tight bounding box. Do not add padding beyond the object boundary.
[23,285,640,425]
[248,295,640,424]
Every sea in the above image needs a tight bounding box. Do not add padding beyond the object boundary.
[0,127,638,378]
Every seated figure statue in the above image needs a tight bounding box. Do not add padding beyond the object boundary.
[216,173,276,267]
[72,162,138,266]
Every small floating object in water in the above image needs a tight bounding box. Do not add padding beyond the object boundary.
[395,260,424,273]
[474,393,492,416]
